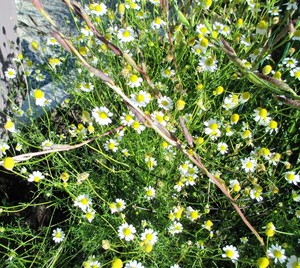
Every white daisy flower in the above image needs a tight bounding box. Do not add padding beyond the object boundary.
[5,68,17,80]
[118,222,136,241]
[140,228,158,245]
[222,245,239,263]
[92,106,113,125]
[52,228,65,243]
[28,171,45,183]
[267,244,287,264]
[74,194,92,212]
[117,27,136,42]
[158,96,173,110]
[130,90,151,107]
[127,74,143,88]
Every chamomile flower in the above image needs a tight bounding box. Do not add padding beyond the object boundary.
[28,171,45,183]
[140,228,158,245]
[128,74,143,88]
[293,30,300,41]
[74,194,92,212]
[125,260,144,268]
[178,161,192,175]
[158,96,173,110]
[4,118,16,133]
[115,198,126,212]
[104,139,119,152]
[186,206,200,222]
[256,20,268,35]
[204,119,221,140]
[283,1,298,11]
[265,120,278,134]
[240,35,252,46]
[217,142,228,155]
[130,90,151,107]
[144,186,156,200]
[131,121,146,134]
[0,142,10,156]
[202,220,213,231]
[241,157,257,173]
[162,67,175,78]
[283,57,298,69]
[52,228,65,243]
[287,255,300,268]
[268,244,287,264]
[285,171,300,185]
[269,6,282,15]
[229,180,241,192]
[196,24,209,36]
[292,190,300,202]
[118,222,136,241]
[250,185,263,202]
[223,95,239,110]
[117,27,136,42]
[121,111,135,126]
[78,82,94,92]
[41,140,53,150]
[145,156,157,170]
[199,55,218,72]
[168,221,183,235]
[89,3,107,16]
[290,67,300,80]
[33,89,47,106]
[151,17,166,30]
[84,208,96,223]
[5,68,16,80]
[253,107,271,126]
[48,57,61,68]
[92,106,113,125]
[222,245,239,263]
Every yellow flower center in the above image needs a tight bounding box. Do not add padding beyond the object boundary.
[130,74,138,82]
[294,70,300,78]
[154,17,161,24]
[3,157,15,170]
[246,162,253,169]
[257,21,267,30]
[98,112,108,119]
[108,143,115,150]
[269,120,278,129]
[226,250,234,258]
[209,123,218,131]
[205,58,214,66]
[132,121,140,129]
[200,38,208,47]
[34,176,41,183]
[273,250,282,259]
[81,198,88,205]
[4,121,14,130]
[95,4,102,12]
[190,211,198,219]
[145,233,153,241]
[287,173,295,181]
[34,89,44,99]
[123,228,131,236]
[136,94,144,103]
[122,30,131,38]
[146,189,153,196]
[55,232,62,238]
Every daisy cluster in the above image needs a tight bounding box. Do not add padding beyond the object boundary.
[1,0,299,267]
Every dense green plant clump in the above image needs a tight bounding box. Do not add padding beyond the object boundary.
[1,0,300,267]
